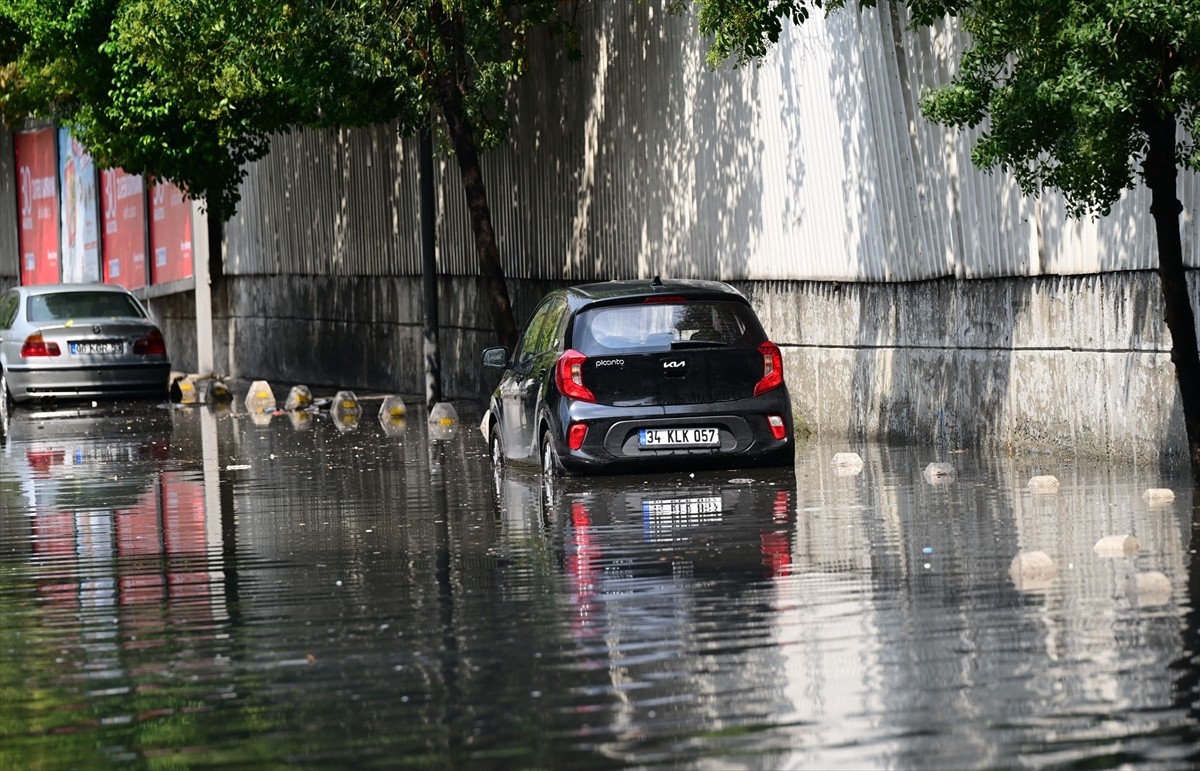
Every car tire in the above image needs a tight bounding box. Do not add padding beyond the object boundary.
[0,368,11,430]
[541,430,561,477]
[489,423,504,467]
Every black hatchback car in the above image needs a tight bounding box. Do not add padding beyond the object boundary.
[481,278,794,474]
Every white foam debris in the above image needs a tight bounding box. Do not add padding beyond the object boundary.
[1093,535,1141,558]
[923,462,956,483]
[1142,488,1175,504]
[1126,571,1172,607]
[1028,475,1060,493]
[1009,551,1057,591]
[831,452,864,476]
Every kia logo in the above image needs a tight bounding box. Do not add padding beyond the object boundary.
[663,360,686,369]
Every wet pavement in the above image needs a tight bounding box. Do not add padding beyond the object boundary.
[1,394,1199,769]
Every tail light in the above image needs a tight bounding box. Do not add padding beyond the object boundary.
[20,333,60,357]
[568,422,588,450]
[767,414,787,440]
[753,341,783,396]
[556,349,595,402]
[134,329,167,356]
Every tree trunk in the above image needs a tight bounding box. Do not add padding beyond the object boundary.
[437,92,518,350]
[1142,108,1200,478]
[426,4,519,352]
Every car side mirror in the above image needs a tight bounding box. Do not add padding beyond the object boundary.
[481,346,510,369]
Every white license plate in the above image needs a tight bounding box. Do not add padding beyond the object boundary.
[70,341,123,355]
[643,496,723,517]
[638,427,719,448]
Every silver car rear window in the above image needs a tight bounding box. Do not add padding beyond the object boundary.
[26,292,146,322]
[572,301,763,354]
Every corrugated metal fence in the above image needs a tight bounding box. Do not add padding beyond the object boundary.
[206,0,1200,283]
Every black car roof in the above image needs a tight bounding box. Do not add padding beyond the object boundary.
[563,278,748,310]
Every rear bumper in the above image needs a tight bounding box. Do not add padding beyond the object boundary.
[6,361,171,402]
[556,388,795,473]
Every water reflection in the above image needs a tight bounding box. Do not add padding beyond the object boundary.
[0,402,1197,768]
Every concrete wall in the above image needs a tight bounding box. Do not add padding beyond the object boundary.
[747,272,1193,463]
[200,267,1193,465]
[205,275,564,400]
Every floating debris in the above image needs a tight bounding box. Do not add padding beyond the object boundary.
[1009,551,1056,591]
[1093,535,1141,558]
[428,402,459,441]
[1142,488,1175,505]
[923,462,956,483]
[1126,571,1172,607]
[170,375,198,404]
[330,391,362,432]
[831,452,864,476]
[1028,475,1060,494]
[378,396,408,436]
[285,385,314,411]
[245,380,276,414]
[206,379,233,405]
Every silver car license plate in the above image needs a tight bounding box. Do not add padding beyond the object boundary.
[638,427,719,448]
[70,341,123,355]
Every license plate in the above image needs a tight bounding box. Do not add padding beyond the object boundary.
[70,341,123,355]
[643,497,723,517]
[638,427,719,448]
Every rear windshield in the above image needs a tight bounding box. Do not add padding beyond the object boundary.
[571,300,765,355]
[26,291,146,322]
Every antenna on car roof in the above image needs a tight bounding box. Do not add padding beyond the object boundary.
[650,275,663,288]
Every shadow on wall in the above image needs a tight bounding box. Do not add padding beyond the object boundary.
[488,2,767,285]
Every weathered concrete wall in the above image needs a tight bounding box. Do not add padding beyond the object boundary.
[146,293,198,378]
[196,268,1195,465]
[745,271,1195,463]
[206,275,564,400]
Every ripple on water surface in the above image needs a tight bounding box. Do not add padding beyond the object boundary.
[1,405,1197,768]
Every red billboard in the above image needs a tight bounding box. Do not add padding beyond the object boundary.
[100,168,147,289]
[149,181,193,284]
[13,128,60,285]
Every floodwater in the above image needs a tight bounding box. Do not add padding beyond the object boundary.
[1,396,1198,770]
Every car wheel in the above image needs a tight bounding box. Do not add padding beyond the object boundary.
[489,422,504,467]
[541,430,561,477]
[0,369,11,431]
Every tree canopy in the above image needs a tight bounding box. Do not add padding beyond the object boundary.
[0,0,566,220]
[1,0,575,347]
[915,0,1200,218]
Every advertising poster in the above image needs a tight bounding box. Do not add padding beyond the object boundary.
[149,181,194,285]
[58,129,101,283]
[100,168,147,290]
[13,128,60,285]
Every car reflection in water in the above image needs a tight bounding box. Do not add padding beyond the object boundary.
[493,462,797,639]
[3,403,218,633]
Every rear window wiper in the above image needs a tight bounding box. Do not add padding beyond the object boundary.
[670,339,729,349]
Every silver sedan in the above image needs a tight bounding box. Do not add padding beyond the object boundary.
[0,283,171,408]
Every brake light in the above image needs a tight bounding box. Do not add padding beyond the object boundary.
[642,295,687,304]
[20,333,60,357]
[556,349,595,402]
[568,422,588,450]
[134,329,167,356]
[754,341,783,396]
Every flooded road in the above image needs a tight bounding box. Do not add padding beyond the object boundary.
[1,396,1198,769]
